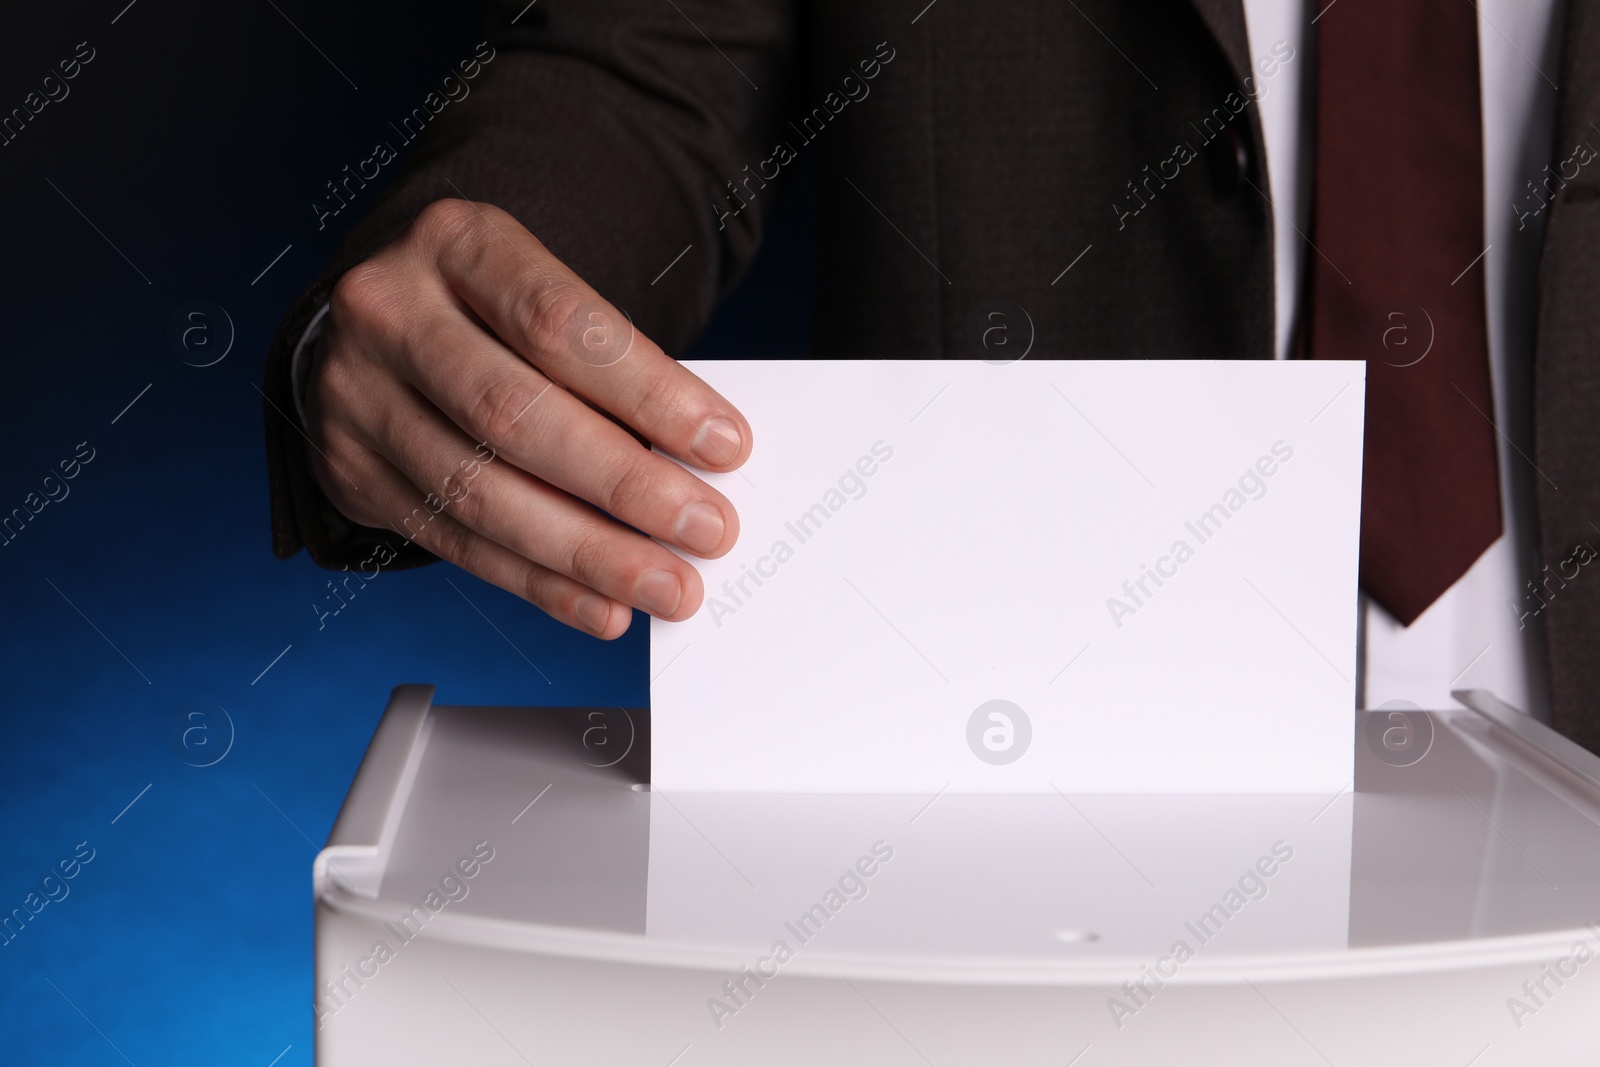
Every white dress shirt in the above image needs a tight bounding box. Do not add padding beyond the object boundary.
[1242,0,1562,719]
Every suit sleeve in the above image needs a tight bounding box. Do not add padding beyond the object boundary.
[261,0,802,569]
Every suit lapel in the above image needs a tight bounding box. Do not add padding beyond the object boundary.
[1188,0,1254,86]
[1186,0,1277,308]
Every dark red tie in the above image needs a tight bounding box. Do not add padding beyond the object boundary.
[1307,0,1503,625]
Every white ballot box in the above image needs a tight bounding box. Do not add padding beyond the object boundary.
[314,685,1600,1066]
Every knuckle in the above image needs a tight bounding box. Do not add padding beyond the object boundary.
[302,433,403,539]
[328,262,380,324]
[412,198,481,250]
[564,526,614,589]
[519,282,588,358]
[311,344,360,420]
[313,416,357,469]
[420,506,471,561]
[313,452,366,524]
[370,408,414,469]
[626,369,683,428]
[337,496,382,531]
[600,457,658,520]
[307,422,363,503]
[328,262,404,341]
[517,562,558,610]
[465,370,549,446]
[442,470,488,530]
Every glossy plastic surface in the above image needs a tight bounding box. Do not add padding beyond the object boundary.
[313,690,1600,1064]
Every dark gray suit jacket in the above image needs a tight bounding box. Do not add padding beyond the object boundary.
[262,0,1600,750]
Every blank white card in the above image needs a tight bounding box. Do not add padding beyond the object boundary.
[651,360,1366,793]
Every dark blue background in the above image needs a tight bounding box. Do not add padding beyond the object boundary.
[0,3,814,1062]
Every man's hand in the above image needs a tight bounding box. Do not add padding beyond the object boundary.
[305,198,749,639]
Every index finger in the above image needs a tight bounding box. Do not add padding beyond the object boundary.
[416,199,751,472]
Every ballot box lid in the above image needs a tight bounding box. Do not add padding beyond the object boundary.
[313,686,1600,984]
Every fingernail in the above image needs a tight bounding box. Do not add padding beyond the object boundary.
[575,593,612,635]
[636,570,682,617]
[690,416,742,468]
[674,502,726,555]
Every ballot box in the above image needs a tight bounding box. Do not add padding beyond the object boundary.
[313,685,1600,1065]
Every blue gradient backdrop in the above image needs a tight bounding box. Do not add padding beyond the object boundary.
[0,3,815,1062]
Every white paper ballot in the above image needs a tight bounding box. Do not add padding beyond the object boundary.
[651,360,1366,793]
